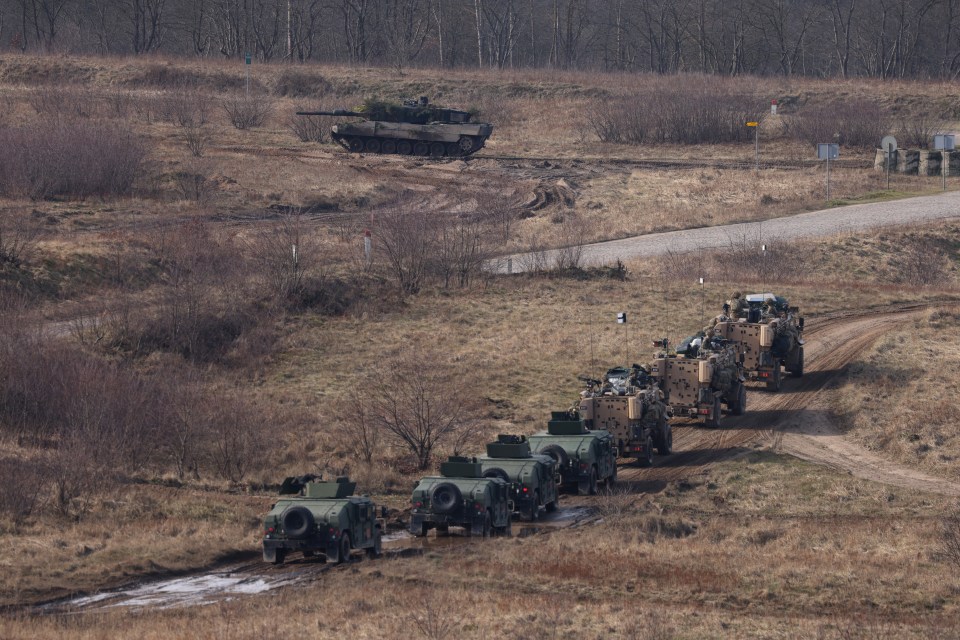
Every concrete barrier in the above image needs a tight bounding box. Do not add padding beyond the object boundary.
[875,148,960,176]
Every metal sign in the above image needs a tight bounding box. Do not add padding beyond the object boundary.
[770,100,778,115]
[817,143,839,160]
[616,312,627,324]
[746,121,758,127]
[881,135,897,153]
[935,134,956,150]
[245,53,252,65]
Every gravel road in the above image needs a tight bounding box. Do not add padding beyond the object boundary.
[495,190,960,272]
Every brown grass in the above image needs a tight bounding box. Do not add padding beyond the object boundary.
[1,53,960,637]
[3,454,958,638]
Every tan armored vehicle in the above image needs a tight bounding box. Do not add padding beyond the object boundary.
[649,336,746,428]
[715,293,804,391]
[576,366,672,466]
[296,97,493,157]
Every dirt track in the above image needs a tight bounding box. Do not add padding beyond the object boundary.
[47,304,960,612]
[614,303,960,496]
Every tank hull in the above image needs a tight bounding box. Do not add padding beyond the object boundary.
[331,121,493,157]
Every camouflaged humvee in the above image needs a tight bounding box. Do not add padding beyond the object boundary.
[410,457,513,537]
[261,475,383,565]
[528,412,617,495]
[478,434,560,520]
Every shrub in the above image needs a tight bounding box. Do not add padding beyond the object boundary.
[287,111,330,143]
[787,99,888,149]
[0,457,47,531]
[0,119,146,199]
[222,94,274,130]
[273,69,332,97]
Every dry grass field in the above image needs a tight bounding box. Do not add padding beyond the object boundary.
[2,53,960,638]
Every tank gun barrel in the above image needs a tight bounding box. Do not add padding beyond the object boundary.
[296,109,362,117]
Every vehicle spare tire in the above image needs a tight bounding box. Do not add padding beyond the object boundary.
[540,445,570,468]
[281,506,315,539]
[482,468,511,482]
[430,482,463,514]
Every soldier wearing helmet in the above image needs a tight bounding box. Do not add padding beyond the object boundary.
[729,292,747,318]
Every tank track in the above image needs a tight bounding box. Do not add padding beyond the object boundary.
[332,134,486,158]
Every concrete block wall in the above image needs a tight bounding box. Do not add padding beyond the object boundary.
[875,148,960,176]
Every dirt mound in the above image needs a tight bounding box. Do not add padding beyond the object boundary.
[521,178,577,211]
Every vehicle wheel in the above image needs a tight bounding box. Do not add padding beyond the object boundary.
[430,482,463,514]
[502,519,512,537]
[732,383,747,416]
[482,512,493,538]
[482,468,510,482]
[411,521,428,537]
[336,533,351,564]
[381,139,397,154]
[396,140,412,155]
[791,347,804,377]
[766,365,782,392]
[545,498,559,513]
[429,142,446,157]
[280,506,314,539]
[610,463,618,485]
[457,136,476,154]
[413,142,429,155]
[436,525,450,537]
[640,436,654,467]
[347,138,364,152]
[657,424,673,455]
[705,397,722,428]
[446,142,461,157]
[541,444,570,468]
[588,467,599,495]
[364,138,381,153]
[366,531,382,559]
[527,491,540,521]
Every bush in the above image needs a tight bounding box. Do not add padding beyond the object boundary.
[0,119,146,199]
[590,78,761,145]
[287,111,330,143]
[787,99,888,149]
[0,457,47,531]
[273,70,332,97]
[222,94,274,130]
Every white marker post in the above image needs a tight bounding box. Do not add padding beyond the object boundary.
[747,121,759,170]
[935,134,955,192]
[617,312,627,363]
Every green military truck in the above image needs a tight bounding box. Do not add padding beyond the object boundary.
[478,434,560,520]
[261,475,384,565]
[528,412,618,495]
[410,456,513,537]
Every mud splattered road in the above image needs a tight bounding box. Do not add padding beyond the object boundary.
[44,303,960,613]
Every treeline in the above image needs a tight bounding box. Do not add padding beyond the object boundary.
[4,0,960,79]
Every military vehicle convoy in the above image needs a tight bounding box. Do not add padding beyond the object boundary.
[577,365,672,466]
[717,293,804,391]
[478,435,560,520]
[650,335,747,428]
[528,412,618,495]
[409,456,513,537]
[261,475,384,565]
[296,97,493,157]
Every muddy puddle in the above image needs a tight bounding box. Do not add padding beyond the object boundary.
[47,504,597,613]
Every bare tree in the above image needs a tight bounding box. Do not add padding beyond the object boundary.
[370,347,480,470]
[338,395,380,463]
[373,197,435,296]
